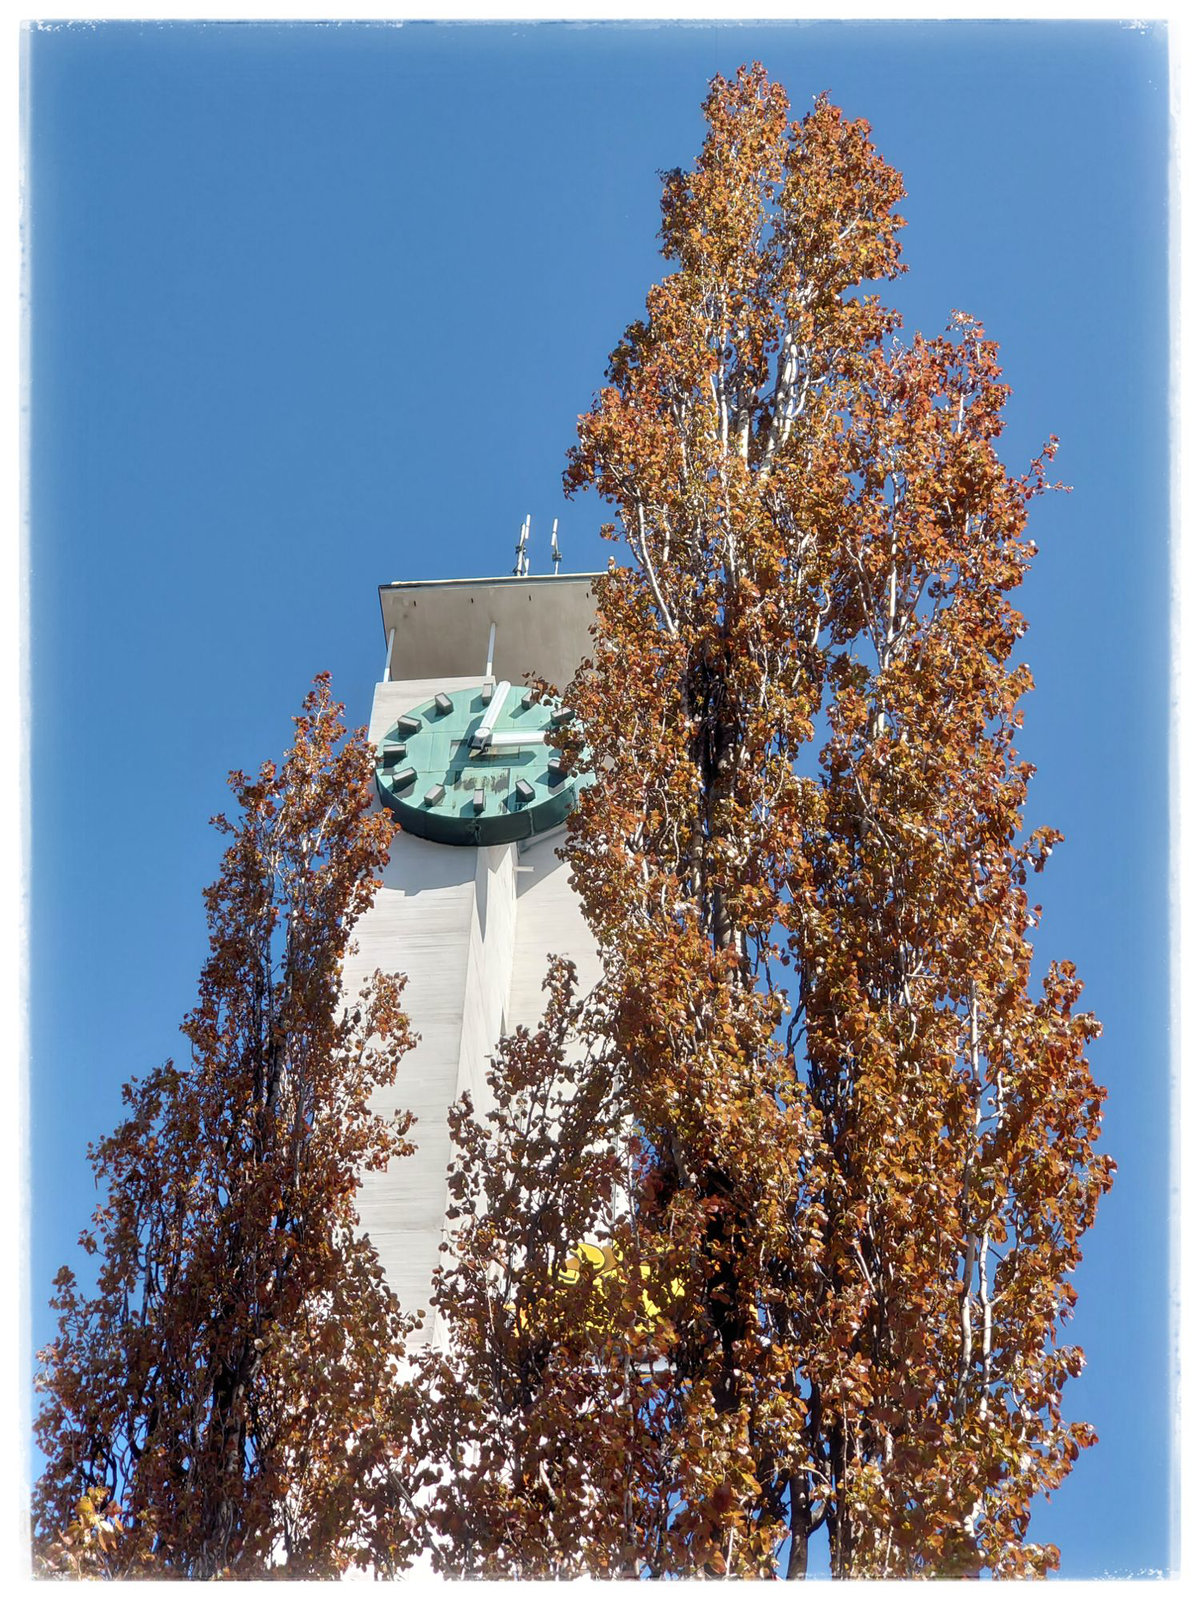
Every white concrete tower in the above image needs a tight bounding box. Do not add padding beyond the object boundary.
[343,574,603,1347]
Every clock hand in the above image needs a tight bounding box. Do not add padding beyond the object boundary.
[485,729,548,749]
[471,680,511,749]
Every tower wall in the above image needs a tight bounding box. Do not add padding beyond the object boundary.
[346,581,602,1344]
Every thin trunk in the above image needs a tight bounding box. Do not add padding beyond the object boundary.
[786,1473,809,1578]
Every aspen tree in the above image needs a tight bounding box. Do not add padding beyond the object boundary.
[33,677,423,1578]
[425,65,1112,1579]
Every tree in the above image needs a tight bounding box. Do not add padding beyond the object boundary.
[32,675,422,1579]
[421,65,1113,1578]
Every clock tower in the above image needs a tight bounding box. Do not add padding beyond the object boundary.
[342,572,604,1347]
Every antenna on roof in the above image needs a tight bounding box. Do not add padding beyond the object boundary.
[551,518,562,574]
[513,514,530,578]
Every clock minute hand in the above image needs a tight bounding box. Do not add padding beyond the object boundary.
[471,680,511,749]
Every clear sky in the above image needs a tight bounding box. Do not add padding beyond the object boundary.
[25,18,1171,1578]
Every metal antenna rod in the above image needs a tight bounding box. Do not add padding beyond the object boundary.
[513,514,530,577]
[551,517,562,574]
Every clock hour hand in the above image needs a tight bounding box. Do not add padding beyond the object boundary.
[485,729,548,749]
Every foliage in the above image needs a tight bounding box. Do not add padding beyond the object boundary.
[422,65,1113,1579]
[32,675,422,1579]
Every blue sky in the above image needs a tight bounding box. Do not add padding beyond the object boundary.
[25,19,1171,1578]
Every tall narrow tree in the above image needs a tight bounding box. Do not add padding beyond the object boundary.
[33,676,422,1579]
[425,65,1112,1579]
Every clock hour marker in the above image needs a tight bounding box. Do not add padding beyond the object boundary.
[515,779,535,804]
[424,784,446,807]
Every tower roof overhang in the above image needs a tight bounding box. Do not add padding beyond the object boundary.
[378,573,603,690]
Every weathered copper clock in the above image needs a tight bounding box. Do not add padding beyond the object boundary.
[375,679,590,846]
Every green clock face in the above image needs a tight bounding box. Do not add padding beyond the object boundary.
[375,682,592,846]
